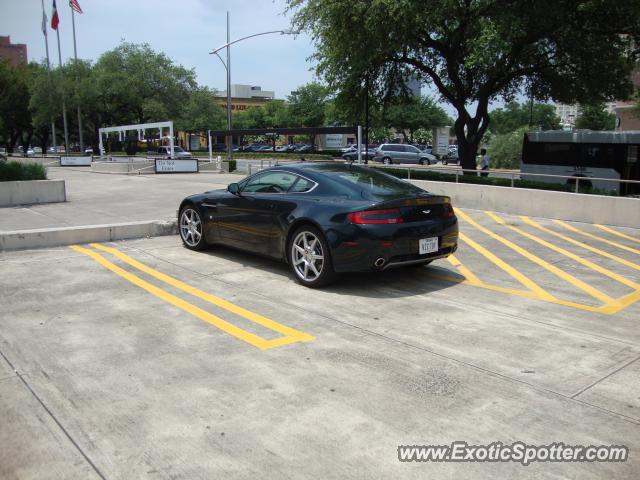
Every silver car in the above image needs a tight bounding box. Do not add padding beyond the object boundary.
[374,144,436,165]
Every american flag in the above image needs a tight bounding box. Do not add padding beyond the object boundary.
[69,0,83,14]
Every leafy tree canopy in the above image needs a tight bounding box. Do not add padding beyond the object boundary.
[383,95,452,142]
[287,82,329,127]
[93,42,196,125]
[575,103,616,130]
[288,0,640,169]
[489,101,560,134]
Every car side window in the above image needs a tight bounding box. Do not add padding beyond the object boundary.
[242,171,298,194]
[405,145,420,153]
[289,176,316,193]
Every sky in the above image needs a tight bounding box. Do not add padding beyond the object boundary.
[0,0,319,99]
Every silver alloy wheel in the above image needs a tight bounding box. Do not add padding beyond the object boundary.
[291,231,324,282]
[180,208,202,247]
[383,157,391,165]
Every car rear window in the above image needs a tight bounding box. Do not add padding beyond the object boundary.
[327,167,424,196]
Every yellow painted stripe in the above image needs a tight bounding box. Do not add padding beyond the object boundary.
[553,220,640,256]
[89,243,313,343]
[480,212,616,305]
[594,224,640,245]
[427,269,611,313]
[455,210,555,300]
[71,246,311,350]
[457,231,557,301]
[447,255,483,285]
[521,216,640,274]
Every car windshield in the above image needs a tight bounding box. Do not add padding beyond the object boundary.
[174,147,185,152]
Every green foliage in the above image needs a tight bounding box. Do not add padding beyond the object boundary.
[575,103,616,130]
[287,82,329,127]
[287,0,640,170]
[0,161,47,181]
[94,42,196,125]
[0,60,32,151]
[489,102,560,134]
[383,95,451,142]
[177,87,226,132]
[378,167,613,196]
[487,127,528,169]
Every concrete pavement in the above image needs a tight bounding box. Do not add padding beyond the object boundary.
[1,208,638,479]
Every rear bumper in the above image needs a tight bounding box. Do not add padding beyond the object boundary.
[325,218,459,273]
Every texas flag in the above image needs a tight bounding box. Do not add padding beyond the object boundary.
[51,0,59,30]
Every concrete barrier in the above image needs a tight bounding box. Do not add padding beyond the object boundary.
[411,180,640,228]
[0,179,66,207]
[0,219,177,251]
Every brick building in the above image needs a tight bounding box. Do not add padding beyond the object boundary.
[0,36,27,67]
[614,68,640,131]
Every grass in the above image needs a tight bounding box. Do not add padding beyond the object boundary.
[377,167,615,196]
[0,161,47,181]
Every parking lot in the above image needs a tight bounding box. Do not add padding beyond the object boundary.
[1,204,639,479]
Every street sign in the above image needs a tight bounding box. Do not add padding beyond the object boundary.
[155,159,199,173]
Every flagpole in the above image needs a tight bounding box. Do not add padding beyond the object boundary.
[70,4,83,151]
[41,0,57,153]
[55,27,70,154]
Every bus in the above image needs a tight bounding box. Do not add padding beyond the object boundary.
[521,130,640,195]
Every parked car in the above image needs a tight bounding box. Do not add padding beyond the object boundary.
[151,146,193,159]
[342,146,377,161]
[275,145,291,152]
[25,147,35,157]
[296,145,313,153]
[341,144,357,154]
[442,149,459,165]
[373,144,436,165]
[84,147,94,154]
[177,162,458,287]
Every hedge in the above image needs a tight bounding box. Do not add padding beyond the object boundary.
[0,161,47,181]
[376,167,614,196]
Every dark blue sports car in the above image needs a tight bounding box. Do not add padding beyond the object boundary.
[178,163,458,287]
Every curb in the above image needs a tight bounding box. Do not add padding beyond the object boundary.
[0,219,177,251]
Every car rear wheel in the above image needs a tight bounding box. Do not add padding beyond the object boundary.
[383,157,393,165]
[179,206,207,250]
[288,226,336,287]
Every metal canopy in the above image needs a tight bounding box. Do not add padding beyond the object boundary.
[98,121,174,157]
[207,126,358,137]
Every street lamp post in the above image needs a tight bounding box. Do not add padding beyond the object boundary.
[210,14,297,161]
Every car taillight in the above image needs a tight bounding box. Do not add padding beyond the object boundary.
[347,208,404,224]
[443,203,455,218]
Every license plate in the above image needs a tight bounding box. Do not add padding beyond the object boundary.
[419,237,439,255]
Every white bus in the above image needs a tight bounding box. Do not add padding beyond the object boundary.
[521,130,640,195]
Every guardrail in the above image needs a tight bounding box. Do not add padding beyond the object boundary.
[367,163,640,194]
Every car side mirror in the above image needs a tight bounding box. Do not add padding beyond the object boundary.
[228,183,240,195]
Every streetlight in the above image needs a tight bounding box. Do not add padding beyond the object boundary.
[209,12,298,161]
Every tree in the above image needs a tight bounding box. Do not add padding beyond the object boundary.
[487,126,528,169]
[0,60,32,152]
[489,101,560,134]
[383,95,451,142]
[288,0,640,171]
[287,82,329,127]
[177,87,226,133]
[575,103,616,130]
[93,42,196,126]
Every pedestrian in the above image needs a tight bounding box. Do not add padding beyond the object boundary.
[479,148,490,177]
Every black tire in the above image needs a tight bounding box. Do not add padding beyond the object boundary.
[179,205,207,251]
[419,158,425,165]
[288,225,337,288]
[383,157,393,165]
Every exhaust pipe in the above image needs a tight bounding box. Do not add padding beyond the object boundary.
[374,257,386,268]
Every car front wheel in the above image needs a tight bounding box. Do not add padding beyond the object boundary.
[179,206,207,250]
[383,157,393,165]
[288,226,336,287]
